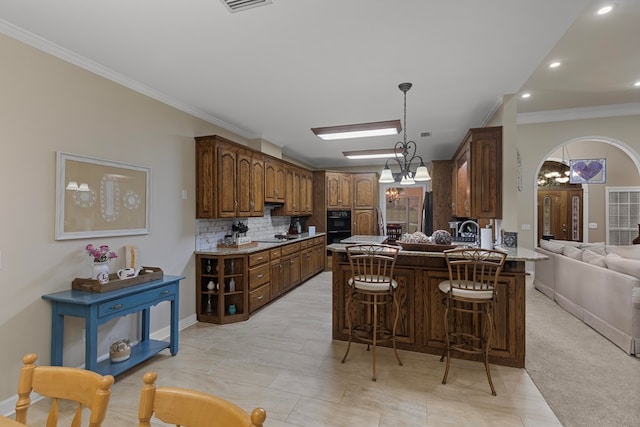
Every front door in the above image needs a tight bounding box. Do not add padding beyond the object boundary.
[537,189,583,242]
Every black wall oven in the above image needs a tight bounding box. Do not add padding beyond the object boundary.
[327,210,351,244]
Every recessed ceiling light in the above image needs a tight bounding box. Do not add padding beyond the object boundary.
[634,81,640,87]
[521,93,531,99]
[311,120,401,141]
[549,61,561,68]
[597,5,613,15]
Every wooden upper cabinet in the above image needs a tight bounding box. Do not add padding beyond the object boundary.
[327,172,352,209]
[299,169,313,215]
[265,159,285,203]
[250,153,264,216]
[451,126,502,219]
[217,142,238,218]
[352,173,377,209]
[196,139,216,218]
[284,166,301,216]
[195,135,263,219]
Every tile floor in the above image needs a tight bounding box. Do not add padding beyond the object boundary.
[25,271,560,426]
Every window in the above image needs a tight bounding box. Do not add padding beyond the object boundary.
[606,187,640,245]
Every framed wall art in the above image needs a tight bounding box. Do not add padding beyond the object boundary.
[55,152,151,240]
[569,158,606,184]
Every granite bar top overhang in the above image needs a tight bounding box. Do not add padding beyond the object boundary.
[327,241,548,262]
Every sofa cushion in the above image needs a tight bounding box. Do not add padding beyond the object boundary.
[605,253,640,279]
[580,242,606,255]
[540,239,566,254]
[606,245,640,260]
[582,249,607,267]
[563,245,584,260]
[551,239,582,247]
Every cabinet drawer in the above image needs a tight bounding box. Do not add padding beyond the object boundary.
[270,247,281,259]
[301,240,309,249]
[313,236,325,246]
[281,242,301,256]
[249,251,269,267]
[249,264,270,290]
[98,285,174,318]
[249,284,270,312]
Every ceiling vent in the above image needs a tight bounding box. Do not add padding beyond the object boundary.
[220,0,272,13]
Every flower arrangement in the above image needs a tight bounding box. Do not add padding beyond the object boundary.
[232,221,249,235]
[85,244,117,263]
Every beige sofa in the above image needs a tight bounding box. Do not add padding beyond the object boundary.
[534,240,640,355]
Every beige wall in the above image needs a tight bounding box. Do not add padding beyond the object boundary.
[0,34,242,404]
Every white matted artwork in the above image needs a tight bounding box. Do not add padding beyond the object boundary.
[569,158,606,184]
[56,152,151,240]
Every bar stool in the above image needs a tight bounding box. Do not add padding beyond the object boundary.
[341,244,403,381]
[438,248,507,395]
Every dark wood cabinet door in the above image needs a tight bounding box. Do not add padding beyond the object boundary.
[236,149,252,217]
[251,154,265,216]
[353,173,377,209]
[270,259,283,298]
[265,159,285,203]
[354,209,376,235]
[196,141,215,218]
[217,144,237,218]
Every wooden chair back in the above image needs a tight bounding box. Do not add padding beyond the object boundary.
[15,353,114,427]
[138,371,266,427]
[443,248,507,299]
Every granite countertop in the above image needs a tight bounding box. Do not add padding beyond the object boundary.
[340,235,388,244]
[327,240,548,262]
[196,232,326,255]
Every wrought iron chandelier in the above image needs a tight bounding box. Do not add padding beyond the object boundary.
[378,82,430,185]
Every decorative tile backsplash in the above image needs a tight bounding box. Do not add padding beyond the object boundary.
[195,207,295,250]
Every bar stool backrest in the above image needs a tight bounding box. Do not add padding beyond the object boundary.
[443,248,507,299]
[346,244,399,291]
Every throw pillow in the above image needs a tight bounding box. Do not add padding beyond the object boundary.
[540,239,565,254]
[563,245,584,260]
[604,253,640,279]
[582,249,607,267]
[606,245,640,260]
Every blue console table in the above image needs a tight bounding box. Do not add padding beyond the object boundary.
[42,275,184,377]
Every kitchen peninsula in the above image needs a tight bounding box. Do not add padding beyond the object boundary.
[328,238,548,368]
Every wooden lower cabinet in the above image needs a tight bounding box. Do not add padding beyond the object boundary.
[332,251,525,368]
[197,237,325,323]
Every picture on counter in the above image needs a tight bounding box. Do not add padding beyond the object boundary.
[56,152,151,240]
[569,158,606,184]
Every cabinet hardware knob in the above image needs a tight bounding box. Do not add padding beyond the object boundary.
[258,274,264,278]
[257,295,263,300]
[160,290,169,295]
[110,304,122,310]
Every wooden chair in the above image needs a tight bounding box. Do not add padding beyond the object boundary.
[341,244,403,381]
[138,371,266,427]
[15,353,114,427]
[439,248,507,395]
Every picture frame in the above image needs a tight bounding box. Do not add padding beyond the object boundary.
[55,152,151,240]
[569,158,606,184]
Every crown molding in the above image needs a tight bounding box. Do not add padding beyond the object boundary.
[0,19,257,139]
[517,103,640,125]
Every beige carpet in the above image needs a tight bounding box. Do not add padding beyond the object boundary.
[525,276,640,427]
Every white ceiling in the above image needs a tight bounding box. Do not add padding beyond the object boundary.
[1,0,638,169]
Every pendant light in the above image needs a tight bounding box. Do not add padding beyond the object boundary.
[379,82,430,185]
